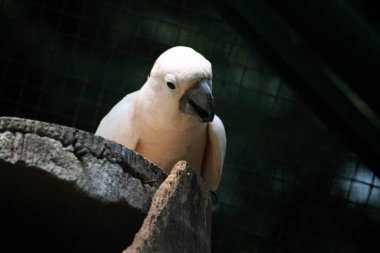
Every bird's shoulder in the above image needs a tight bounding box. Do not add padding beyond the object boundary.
[201,115,226,190]
[208,115,226,144]
[95,91,140,147]
[109,91,139,117]
[96,91,139,131]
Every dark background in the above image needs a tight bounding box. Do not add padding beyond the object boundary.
[1,0,380,252]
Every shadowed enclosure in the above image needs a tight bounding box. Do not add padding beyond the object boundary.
[1,0,380,252]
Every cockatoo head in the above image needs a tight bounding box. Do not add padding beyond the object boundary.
[148,46,215,123]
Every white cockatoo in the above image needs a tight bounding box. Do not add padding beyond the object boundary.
[95,46,226,190]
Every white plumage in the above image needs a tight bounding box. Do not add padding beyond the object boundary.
[95,46,226,190]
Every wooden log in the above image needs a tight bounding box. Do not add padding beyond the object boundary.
[124,161,212,253]
[0,117,166,252]
[0,117,212,253]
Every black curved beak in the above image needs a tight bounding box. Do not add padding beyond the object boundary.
[179,79,215,123]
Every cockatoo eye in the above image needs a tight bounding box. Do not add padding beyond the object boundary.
[167,81,175,89]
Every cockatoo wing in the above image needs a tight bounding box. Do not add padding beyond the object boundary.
[95,91,139,150]
[201,115,226,190]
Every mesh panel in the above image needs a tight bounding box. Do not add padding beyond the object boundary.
[1,0,379,252]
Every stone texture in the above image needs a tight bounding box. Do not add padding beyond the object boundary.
[124,161,212,253]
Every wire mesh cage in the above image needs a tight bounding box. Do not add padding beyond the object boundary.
[1,0,380,252]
